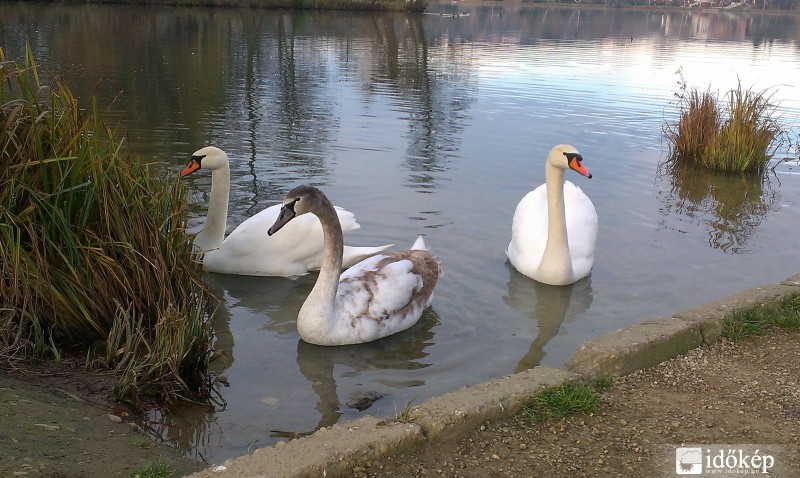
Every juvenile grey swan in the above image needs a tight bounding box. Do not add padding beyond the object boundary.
[268,185,443,346]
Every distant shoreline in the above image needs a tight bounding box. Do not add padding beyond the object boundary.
[6,0,428,12]
[2,0,797,14]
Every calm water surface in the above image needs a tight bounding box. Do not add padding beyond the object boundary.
[2,3,800,462]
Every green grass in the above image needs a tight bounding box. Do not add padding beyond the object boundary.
[515,296,800,427]
[395,395,420,421]
[0,45,214,404]
[664,75,786,173]
[724,294,800,341]
[593,376,613,392]
[132,438,156,449]
[131,461,175,478]
[521,382,602,423]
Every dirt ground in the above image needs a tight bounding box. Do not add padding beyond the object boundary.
[2,328,799,478]
[0,359,204,478]
[348,328,800,478]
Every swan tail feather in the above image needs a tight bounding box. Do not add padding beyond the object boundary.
[410,235,428,251]
[342,244,393,268]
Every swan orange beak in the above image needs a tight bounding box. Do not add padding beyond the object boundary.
[566,153,592,179]
[180,157,202,177]
[268,201,297,236]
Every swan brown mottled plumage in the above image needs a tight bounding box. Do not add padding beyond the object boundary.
[268,185,442,346]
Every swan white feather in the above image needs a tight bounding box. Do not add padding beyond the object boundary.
[268,185,442,346]
[181,146,390,277]
[507,144,597,286]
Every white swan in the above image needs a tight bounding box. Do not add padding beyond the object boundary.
[268,185,442,346]
[180,146,391,277]
[507,144,597,286]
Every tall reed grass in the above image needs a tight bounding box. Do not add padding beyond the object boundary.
[0,46,214,404]
[664,78,785,173]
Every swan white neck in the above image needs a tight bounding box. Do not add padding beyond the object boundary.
[297,200,344,339]
[196,163,230,250]
[538,161,573,284]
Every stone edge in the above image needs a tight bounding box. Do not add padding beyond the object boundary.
[184,273,800,478]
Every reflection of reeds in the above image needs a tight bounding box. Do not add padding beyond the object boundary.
[0,46,213,404]
[664,78,784,173]
[659,160,776,253]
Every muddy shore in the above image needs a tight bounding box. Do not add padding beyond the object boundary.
[0,361,204,478]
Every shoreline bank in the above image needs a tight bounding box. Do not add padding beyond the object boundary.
[184,273,800,477]
[2,276,798,476]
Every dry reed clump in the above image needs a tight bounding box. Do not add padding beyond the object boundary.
[0,46,215,405]
[663,76,785,173]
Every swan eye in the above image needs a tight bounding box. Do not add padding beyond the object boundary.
[191,154,206,166]
[286,198,300,213]
[563,152,582,162]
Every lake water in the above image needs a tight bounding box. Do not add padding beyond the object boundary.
[2,3,800,464]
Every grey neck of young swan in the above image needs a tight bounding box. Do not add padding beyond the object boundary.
[304,198,345,317]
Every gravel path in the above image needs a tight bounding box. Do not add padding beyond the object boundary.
[347,328,800,477]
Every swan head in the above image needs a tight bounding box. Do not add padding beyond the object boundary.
[180,146,229,177]
[547,144,592,179]
[267,185,328,236]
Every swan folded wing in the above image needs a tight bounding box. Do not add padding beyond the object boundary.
[217,205,361,258]
[209,205,368,276]
[214,204,280,255]
[336,251,440,330]
[207,206,312,273]
[507,183,597,274]
[507,187,547,266]
[333,206,360,232]
[563,181,598,275]
[266,206,363,271]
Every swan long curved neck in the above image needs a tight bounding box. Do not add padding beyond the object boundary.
[308,200,345,310]
[200,164,230,249]
[539,161,572,282]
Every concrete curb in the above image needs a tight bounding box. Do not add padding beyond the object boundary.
[184,274,800,478]
[408,365,572,441]
[564,316,704,380]
[188,416,424,478]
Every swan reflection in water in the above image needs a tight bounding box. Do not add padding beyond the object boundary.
[212,271,437,437]
[503,263,593,373]
[143,271,437,458]
[146,261,587,459]
[278,309,439,439]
